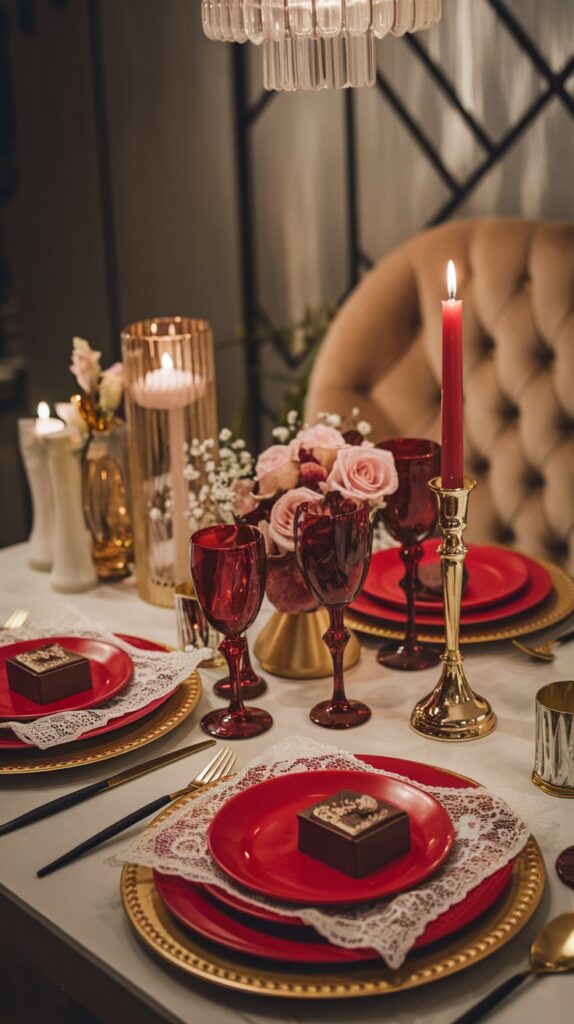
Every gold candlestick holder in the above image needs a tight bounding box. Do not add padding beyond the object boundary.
[411,476,496,741]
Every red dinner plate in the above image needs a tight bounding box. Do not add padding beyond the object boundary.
[154,877,373,964]
[364,542,529,612]
[207,769,454,905]
[0,635,175,748]
[352,554,552,628]
[156,756,514,963]
[0,636,134,720]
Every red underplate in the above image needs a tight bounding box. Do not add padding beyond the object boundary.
[352,553,552,627]
[207,769,454,905]
[0,635,175,749]
[0,636,134,720]
[155,756,513,963]
[364,542,529,612]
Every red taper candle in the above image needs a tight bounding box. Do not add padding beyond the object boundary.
[441,260,464,489]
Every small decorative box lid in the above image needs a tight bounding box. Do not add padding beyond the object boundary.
[12,644,81,675]
[301,789,404,837]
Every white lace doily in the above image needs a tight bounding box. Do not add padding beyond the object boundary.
[0,615,209,749]
[123,736,530,969]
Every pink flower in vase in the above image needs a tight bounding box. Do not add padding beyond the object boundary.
[325,446,398,507]
[231,478,258,519]
[255,444,299,497]
[293,424,347,471]
[298,461,328,489]
[99,362,125,413]
[269,486,318,553]
[70,337,102,394]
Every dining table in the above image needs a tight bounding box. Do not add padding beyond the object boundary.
[0,541,573,1024]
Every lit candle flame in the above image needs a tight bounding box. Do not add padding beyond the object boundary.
[160,353,174,372]
[37,401,50,421]
[447,260,457,300]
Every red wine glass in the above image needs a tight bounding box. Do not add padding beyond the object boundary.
[376,438,441,671]
[294,493,372,729]
[213,641,267,700]
[190,523,272,739]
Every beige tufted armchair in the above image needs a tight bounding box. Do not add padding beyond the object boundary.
[306,218,574,575]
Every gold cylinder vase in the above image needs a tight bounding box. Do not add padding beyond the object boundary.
[122,317,218,607]
[411,476,496,741]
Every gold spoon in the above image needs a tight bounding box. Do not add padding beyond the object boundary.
[451,912,574,1023]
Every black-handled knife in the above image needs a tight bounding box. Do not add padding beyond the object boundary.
[36,746,236,877]
[36,791,185,877]
[0,738,215,836]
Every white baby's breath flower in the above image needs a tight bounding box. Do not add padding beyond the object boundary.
[326,413,342,428]
[352,407,360,417]
[357,420,371,436]
[287,410,298,426]
[271,426,290,443]
[219,428,232,442]
[183,466,200,481]
[232,439,246,450]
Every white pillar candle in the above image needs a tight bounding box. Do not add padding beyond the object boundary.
[134,353,206,582]
[35,401,65,438]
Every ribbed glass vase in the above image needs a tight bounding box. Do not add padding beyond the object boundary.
[121,317,218,607]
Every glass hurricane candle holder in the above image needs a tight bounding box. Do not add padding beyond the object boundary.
[122,317,218,607]
[295,492,372,728]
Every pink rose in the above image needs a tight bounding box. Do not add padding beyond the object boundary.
[294,424,347,471]
[70,336,101,394]
[325,447,398,506]
[269,486,318,553]
[255,444,299,497]
[231,478,258,518]
[298,461,328,489]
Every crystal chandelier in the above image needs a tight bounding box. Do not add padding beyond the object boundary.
[201,1,442,92]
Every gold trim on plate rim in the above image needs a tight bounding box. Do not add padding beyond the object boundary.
[346,557,574,645]
[0,674,201,775]
[121,773,546,999]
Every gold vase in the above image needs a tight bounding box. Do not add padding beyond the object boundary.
[411,476,496,741]
[82,421,133,580]
[253,607,361,679]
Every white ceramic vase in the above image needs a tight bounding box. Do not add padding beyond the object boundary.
[45,431,98,593]
[17,419,54,571]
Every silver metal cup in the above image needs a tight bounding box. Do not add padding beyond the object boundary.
[533,680,574,797]
[174,581,225,668]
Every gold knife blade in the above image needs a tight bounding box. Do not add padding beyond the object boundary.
[105,739,216,789]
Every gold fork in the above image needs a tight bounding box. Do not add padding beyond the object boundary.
[513,628,574,662]
[1,608,28,630]
[37,746,238,877]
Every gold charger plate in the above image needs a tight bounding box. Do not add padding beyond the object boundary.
[121,778,545,999]
[347,557,574,645]
[0,674,201,775]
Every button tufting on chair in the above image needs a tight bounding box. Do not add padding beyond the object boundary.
[305,218,574,573]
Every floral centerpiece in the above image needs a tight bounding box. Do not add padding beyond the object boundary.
[184,412,397,674]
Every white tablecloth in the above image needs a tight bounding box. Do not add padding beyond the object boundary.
[0,543,573,1024]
